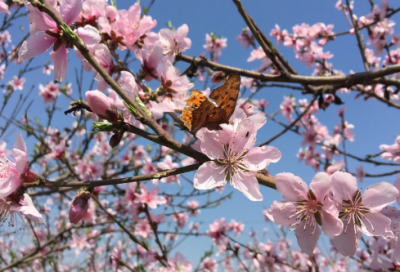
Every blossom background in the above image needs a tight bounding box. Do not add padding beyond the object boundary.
[2,0,400,266]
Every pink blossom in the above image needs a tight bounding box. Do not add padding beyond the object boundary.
[39,82,61,104]
[330,171,398,256]
[230,220,244,237]
[8,76,25,91]
[204,33,227,61]
[74,158,103,180]
[236,27,255,49]
[0,133,29,198]
[142,157,157,175]
[80,0,109,22]
[200,257,218,272]
[69,191,90,224]
[70,234,88,255]
[156,61,194,99]
[0,0,10,14]
[158,24,191,58]
[118,71,139,97]
[380,136,400,163]
[156,155,180,184]
[85,90,119,122]
[134,219,152,239]
[110,240,122,269]
[280,96,296,122]
[137,185,166,209]
[172,212,187,229]
[355,166,365,183]
[0,64,5,80]
[98,3,156,47]
[136,45,163,81]
[267,172,343,255]
[167,252,192,272]
[194,117,281,201]
[18,0,84,82]
[92,44,113,91]
[207,218,230,250]
[0,30,11,46]
[42,64,54,75]
[0,193,44,227]
[270,24,286,45]
[187,200,200,217]
[325,160,345,175]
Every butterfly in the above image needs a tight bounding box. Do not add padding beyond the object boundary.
[180,74,240,134]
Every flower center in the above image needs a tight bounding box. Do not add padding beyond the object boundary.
[287,190,323,234]
[339,190,370,233]
[215,144,248,181]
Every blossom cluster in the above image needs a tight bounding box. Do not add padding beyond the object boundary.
[266,171,400,264]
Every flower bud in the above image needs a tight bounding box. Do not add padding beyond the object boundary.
[69,187,91,224]
[85,90,119,122]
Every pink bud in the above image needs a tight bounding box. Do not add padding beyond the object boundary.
[69,194,90,224]
[85,90,119,122]
[324,94,335,104]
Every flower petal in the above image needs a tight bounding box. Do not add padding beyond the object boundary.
[363,182,398,211]
[15,194,44,224]
[196,129,224,160]
[295,221,320,255]
[18,31,56,62]
[246,146,281,171]
[0,174,22,198]
[50,45,68,82]
[320,210,343,237]
[60,0,82,25]
[14,133,28,175]
[75,25,101,47]
[361,212,393,237]
[331,171,358,201]
[267,201,298,226]
[194,161,225,190]
[275,172,308,202]
[331,223,360,256]
[231,172,262,201]
[309,172,331,200]
[230,119,256,151]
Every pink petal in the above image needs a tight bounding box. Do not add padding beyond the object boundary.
[331,171,358,201]
[13,133,28,175]
[309,172,331,200]
[25,2,56,30]
[231,119,256,151]
[246,146,281,171]
[267,201,298,226]
[16,194,44,224]
[275,172,308,202]
[331,223,359,256]
[194,161,225,190]
[196,129,224,159]
[14,132,27,153]
[60,0,82,25]
[295,221,320,255]
[361,212,393,237]
[320,210,343,237]
[50,45,68,82]
[362,182,398,211]
[394,238,400,263]
[0,174,22,198]
[247,112,266,131]
[18,31,56,62]
[75,25,101,47]
[232,172,262,201]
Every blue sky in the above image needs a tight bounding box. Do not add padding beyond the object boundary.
[2,0,400,267]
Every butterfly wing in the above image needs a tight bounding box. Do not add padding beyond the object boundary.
[209,74,240,122]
